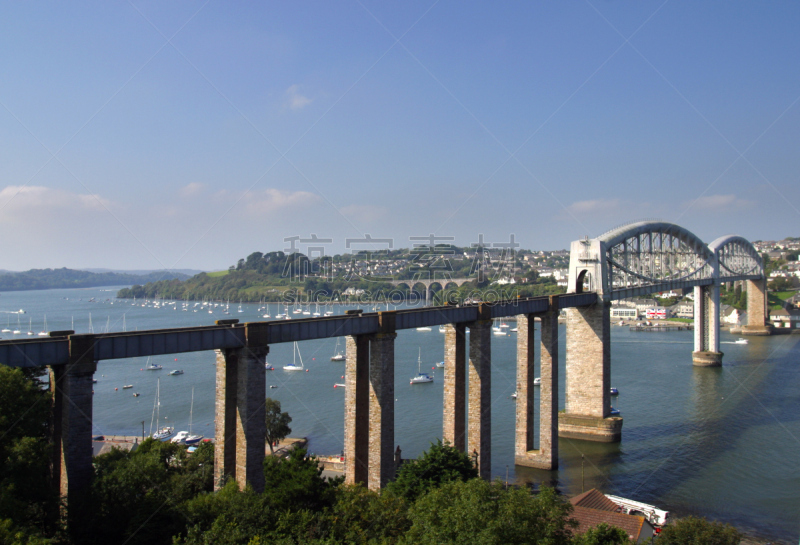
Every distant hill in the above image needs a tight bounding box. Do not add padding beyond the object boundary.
[81,268,205,276]
[0,268,191,292]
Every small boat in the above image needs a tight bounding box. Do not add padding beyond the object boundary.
[438,325,446,333]
[333,383,346,388]
[171,431,190,444]
[283,341,305,371]
[435,361,444,368]
[132,393,140,397]
[610,407,620,416]
[415,326,432,332]
[269,385,278,389]
[510,327,518,332]
[511,391,517,399]
[410,348,433,384]
[610,387,619,396]
[146,364,163,371]
[733,338,748,345]
[122,384,133,389]
[168,369,184,375]
[533,377,541,386]
[152,427,174,441]
[265,364,274,371]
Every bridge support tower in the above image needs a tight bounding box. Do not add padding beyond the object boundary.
[560,302,623,442]
[692,285,723,366]
[740,278,772,336]
[515,302,560,468]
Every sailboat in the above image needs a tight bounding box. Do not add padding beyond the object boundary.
[172,387,203,445]
[410,348,433,384]
[26,317,34,335]
[492,319,505,336]
[283,342,305,371]
[150,379,174,441]
[12,315,21,335]
[330,338,345,361]
[2,316,10,333]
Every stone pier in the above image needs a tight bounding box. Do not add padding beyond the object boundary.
[468,307,492,479]
[515,304,559,469]
[692,284,723,366]
[740,278,772,335]
[344,334,370,485]
[50,334,97,503]
[442,323,467,451]
[561,302,622,442]
[367,312,396,490]
[214,330,267,492]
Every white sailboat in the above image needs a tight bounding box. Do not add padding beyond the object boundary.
[410,348,433,384]
[26,317,34,335]
[330,337,345,361]
[283,342,305,371]
[173,387,203,445]
[1,316,10,333]
[12,315,21,335]
[150,379,174,441]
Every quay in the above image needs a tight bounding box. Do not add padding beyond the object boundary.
[628,324,693,332]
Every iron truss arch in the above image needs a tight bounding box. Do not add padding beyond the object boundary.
[708,235,764,282]
[599,222,715,300]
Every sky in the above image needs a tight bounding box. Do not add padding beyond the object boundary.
[1,1,799,271]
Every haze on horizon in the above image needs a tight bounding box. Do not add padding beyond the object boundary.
[1,2,798,272]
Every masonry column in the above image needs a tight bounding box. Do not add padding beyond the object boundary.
[443,323,466,451]
[368,311,396,490]
[51,334,97,505]
[741,278,773,335]
[214,347,238,490]
[515,299,560,469]
[692,285,723,367]
[561,302,622,442]
[468,305,492,479]
[344,334,369,485]
[514,313,535,464]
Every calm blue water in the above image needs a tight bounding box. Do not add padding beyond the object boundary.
[1,287,798,542]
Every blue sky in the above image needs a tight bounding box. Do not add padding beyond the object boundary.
[1,1,798,271]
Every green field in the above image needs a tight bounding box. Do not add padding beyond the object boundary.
[768,290,796,310]
[206,270,229,278]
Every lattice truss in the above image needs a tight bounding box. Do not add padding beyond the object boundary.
[715,238,763,279]
[606,229,713,290]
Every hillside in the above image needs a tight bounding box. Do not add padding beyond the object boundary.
[0,268,190,292]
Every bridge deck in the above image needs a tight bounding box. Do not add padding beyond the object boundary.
[0,293,596,367]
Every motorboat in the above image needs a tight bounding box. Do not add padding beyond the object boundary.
[171,431,190,444]
[410,348,433,384]
[438,325,446,333]
[533,377,541,386]
[610,387,619,396]
[168,369,184,375]
[604,494,669,527]
[333,383,346,388]
[415,326,432,332]
[511,391,517,399]
[734,338,749,344]
[435,361,444,368]
[265,364,274,371]
[610,407,621,416]
[122,384,133,389]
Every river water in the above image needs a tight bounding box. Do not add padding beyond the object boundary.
[1,286,797,542]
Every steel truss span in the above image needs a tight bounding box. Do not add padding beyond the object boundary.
[569,221,764,302]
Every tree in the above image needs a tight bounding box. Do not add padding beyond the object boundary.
[262,447,340,512]
[572,522,633,544]
[264,398,292,454]
[656,516,742,545]
[386,440,478,502]
[401,480,575,545]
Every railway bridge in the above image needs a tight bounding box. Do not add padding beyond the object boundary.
[0,221,769,515]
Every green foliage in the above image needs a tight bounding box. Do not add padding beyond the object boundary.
[401,481,575,545]
[656,516,742,545]
[572,522,633,544]
[76,439,214,545]
[0,519,51,545]
[262,447,341,512]
[264,398,292,455]
[385,440,478,502]
[768,276,792,292]
[0,366,55,535]
[324,484,410,544]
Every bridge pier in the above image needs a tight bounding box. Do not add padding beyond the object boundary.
[560,303,622,442]
[442,323,467,451]
[344,334,370,485]
[214,341,267,493]
[515,306,559,469]
[468,310,492,478]
[367,315,396,490]
[740,278,772,335]
[50,335,97,505]
[692,285,723,366]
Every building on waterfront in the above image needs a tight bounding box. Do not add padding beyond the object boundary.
[569,489,655,544]
[610,306,638,320]
[645,307,669,320]
[769,308,800,329]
